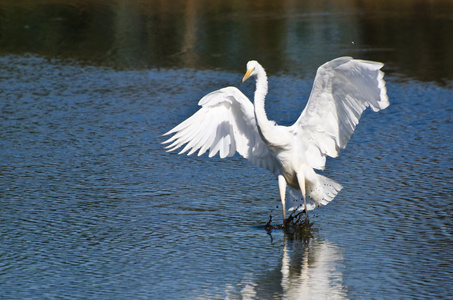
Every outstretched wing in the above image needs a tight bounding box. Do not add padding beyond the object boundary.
[291,57,389,170]
[163,87,278,173]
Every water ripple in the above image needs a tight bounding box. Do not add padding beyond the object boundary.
[1,55,452,299]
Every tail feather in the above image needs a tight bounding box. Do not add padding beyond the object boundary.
[287,174,343,212]
[309,174,343,206]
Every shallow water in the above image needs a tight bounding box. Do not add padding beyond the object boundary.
[1,1,453,299]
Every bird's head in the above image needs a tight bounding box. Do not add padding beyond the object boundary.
[242,60,260,83]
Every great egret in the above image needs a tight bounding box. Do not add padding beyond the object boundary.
[163,57,389,223]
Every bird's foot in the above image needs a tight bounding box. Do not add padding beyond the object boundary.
[264,209,314,240]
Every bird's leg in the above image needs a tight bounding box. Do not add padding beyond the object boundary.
[296,172,309,223]
[278,175,287,222]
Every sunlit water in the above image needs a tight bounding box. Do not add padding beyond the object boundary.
[1,54,451,299]
[1,1,453,299]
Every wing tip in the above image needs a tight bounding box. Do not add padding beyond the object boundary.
[376,69,390,111]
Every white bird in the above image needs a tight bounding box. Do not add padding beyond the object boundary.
[163,57,389,223]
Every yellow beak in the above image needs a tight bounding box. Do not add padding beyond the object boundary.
[242,68,254,83]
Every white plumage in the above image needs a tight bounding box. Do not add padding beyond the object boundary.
[163,57,389,222]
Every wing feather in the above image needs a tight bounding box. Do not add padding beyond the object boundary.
[163,87,278,173]
[292,57,389,170]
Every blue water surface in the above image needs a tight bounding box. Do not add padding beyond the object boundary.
[0,54,452,299]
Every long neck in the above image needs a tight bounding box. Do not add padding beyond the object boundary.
[254,67,274,142]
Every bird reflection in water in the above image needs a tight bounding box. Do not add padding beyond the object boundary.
[218,233,346,299]
[279,235,346,299]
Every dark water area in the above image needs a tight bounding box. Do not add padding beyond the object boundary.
[1,1,453,299]
[1,0,453,83]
